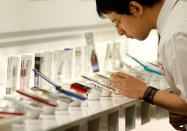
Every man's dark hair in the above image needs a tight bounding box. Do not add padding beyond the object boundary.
[96,0,162,18]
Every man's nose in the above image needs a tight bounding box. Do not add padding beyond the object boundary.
[117,27,126,36]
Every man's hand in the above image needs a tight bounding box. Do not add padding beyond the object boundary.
[169,112,187,131]
[109,72,148,99]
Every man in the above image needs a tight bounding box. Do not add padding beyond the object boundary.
[95,0,187,130]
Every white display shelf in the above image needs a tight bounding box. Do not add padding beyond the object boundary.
[0,96,161,131]
[0,87,171,131]
[51,97,139,131]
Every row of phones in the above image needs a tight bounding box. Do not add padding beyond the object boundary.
[32,69,114,101]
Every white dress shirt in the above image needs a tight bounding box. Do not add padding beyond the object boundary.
[157,0,187,103]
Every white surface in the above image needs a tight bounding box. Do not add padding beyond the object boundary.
[0,0,108,32]
[24,119,42,131]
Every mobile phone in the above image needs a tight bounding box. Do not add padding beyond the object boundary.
[70,83,91,94]
[81,76,115,93]
[32,69,87,101]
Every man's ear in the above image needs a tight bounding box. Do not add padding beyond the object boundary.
[129,1,144,16]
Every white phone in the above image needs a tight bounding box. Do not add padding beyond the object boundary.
[81,75,115,93]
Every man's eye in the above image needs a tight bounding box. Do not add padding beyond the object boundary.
[111,20,119,28]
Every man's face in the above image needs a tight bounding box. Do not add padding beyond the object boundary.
[106,12,152,41]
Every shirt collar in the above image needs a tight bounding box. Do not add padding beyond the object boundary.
[157,0,178,34]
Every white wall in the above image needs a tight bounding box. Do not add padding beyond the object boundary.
[0,0,24,32]
[0,0,108,32]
